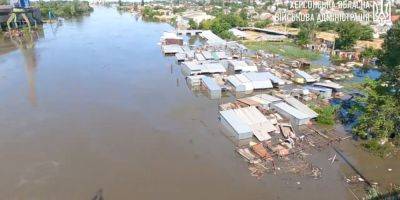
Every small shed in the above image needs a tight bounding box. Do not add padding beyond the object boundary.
[271,102,311,125]
[162,45,184,54]
[294,69,316,83]
[305,86,333,99]
[182,61,202,75]
[284,97,318,119]
[202,76,221,98]
[161,32,183,45]
[228,60,258,72]
[264,72,285,86]
[203,62,226,74]
[227,74,254,93]
[186,75,204,86]
[243,72,273,89]
[220,109,253,140]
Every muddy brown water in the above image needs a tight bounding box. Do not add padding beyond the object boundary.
[0,7,398,200]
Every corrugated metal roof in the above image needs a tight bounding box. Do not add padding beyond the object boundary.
[195,53,206,61]
[200,30,226,45]
[183,61,202,71]
[215,52,227,59]
[264,72,285,85]
[236,74,250,83]
[162,45,184,54]
[273,102,309,120]
[244,72,273,89]
[305,86,332,92]
[161,32,183,40]
[202,76,221,91]
[284,97,318,118]
[220,109,252,135]
[228,60,258,72]
[248,96,272,105]
[203,62,226,73]
[313,81,343,90]
[227,76,242,87]
[201,51,213,60]
[294,69,316,82]
[256,94,282,103]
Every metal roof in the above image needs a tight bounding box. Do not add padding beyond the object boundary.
[284,97,318,118]
[255,94,282,103]
[201,51,213,60]
[243,72,273,89]
[195,53,206,61]
[203,62,226,73]
[264,72,285,85]
[202,76,221,92]
[162,45,184,54]
[294,69,316,82]
[313,81,343,90]
[200,30,226,45]
[161,32,183,40]
[272,102,310,120]
[220,109,252,135]
[183,61,202,71]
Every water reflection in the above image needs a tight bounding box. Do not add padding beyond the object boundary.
[7,30,44,106]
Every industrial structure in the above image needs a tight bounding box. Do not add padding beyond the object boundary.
[0,0,41,31]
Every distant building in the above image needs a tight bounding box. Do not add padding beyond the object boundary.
[181,10,214,26]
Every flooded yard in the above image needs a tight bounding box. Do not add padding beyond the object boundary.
[0,7,398,199]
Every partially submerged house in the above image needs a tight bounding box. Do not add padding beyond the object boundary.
[200,30,226,46]
[161,32,183,45]
[264,72,285,86]
[283,96,318,119]
[228,60,258,73]
[162,45,184,55]
[271,102,313,125]
[243,72,273,89]
[202,76,221,99]
[304,86,333,99]
[313,81,343,92]
[200,51,228,61]
[293,69,317,84]
[181,61,226,75]
[220,106,276,140]
[227,74,254,93]
[227,72,275,93]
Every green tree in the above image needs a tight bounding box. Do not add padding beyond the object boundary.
[335,22,374,50]
[352,22,400,152]
[254,19,272,28]
[188,19,197,30]
[379,21,400,97]
[239,8,248,20]
[199,13,248,39]
[296,22,316,46]
[317,21,337,31]
[352,79,400,140]
[361,47,381,60]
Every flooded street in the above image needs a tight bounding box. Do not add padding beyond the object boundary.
[0,7,397,199]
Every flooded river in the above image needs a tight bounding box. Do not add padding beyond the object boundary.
[0,7,398,200]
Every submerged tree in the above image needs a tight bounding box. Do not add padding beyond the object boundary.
[352,21,400,152]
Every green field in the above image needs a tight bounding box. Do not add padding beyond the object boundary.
[243,40,322,61]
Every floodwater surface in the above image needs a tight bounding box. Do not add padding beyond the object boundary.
[0,7,395,200]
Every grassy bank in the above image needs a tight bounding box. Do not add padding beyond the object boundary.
[243,40,321,61]
[32,0,93,19]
